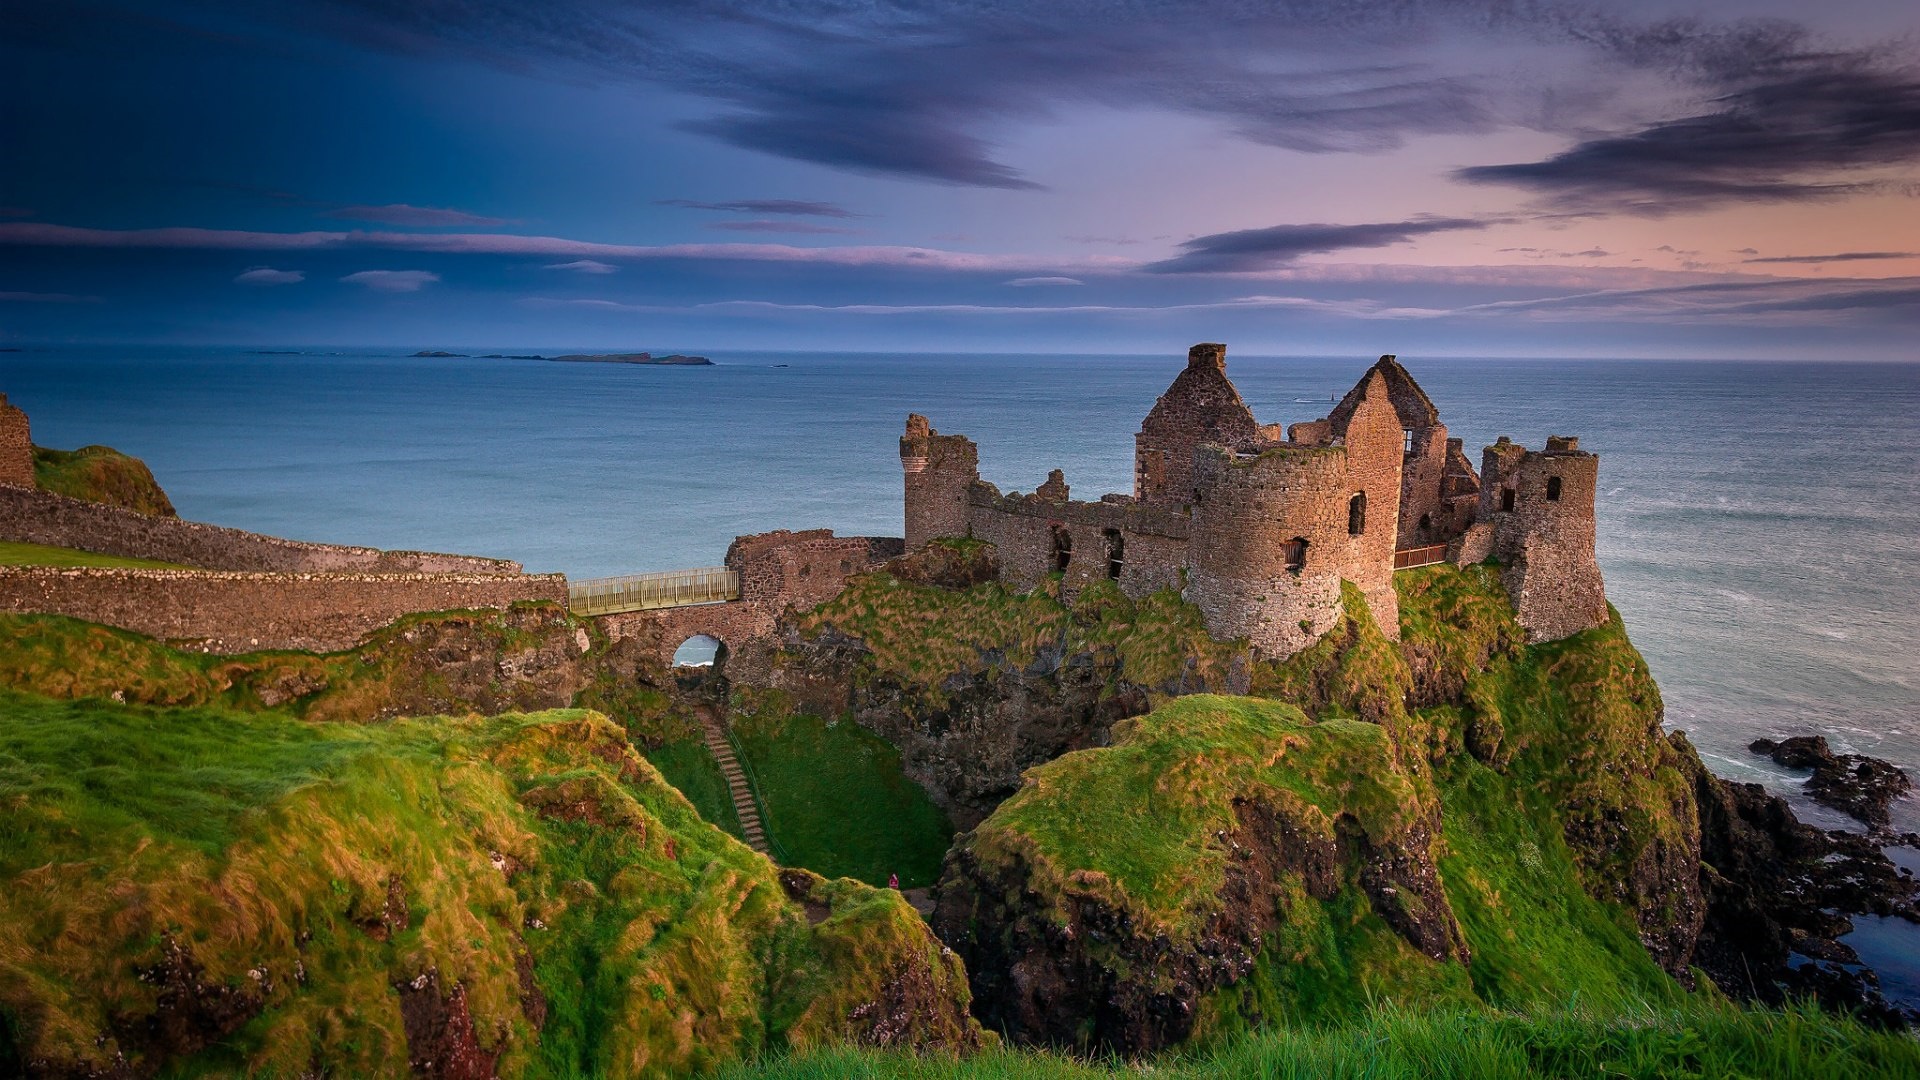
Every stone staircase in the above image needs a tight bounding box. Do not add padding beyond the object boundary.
[698,707,771,856]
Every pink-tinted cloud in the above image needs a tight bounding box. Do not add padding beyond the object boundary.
[341,269,440,292]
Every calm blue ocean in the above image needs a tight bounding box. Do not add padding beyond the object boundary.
[4,347,1917,820]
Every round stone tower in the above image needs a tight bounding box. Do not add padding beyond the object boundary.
[1185,444,1352,658]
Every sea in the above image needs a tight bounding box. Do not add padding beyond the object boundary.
[4,345,1918,986]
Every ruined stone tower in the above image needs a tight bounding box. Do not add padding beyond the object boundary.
[0,393,33,488]
[1472,435,1607,642]
[900,413,979,552]
[1134,343,1262,509]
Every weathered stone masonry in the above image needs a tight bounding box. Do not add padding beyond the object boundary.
[0,484,522,574]
[594,529,903,670]
[901,344,1608,658]
[0,393,33,489]
[0,566,566,653]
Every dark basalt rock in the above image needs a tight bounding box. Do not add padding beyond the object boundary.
[1680,732,1920,1027]
[1749,735,1914,831]
[393,970,500,1080]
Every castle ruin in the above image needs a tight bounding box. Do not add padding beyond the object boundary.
[901,343,1607,656]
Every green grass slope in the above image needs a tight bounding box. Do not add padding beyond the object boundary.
[0,693,982,1077]
[932,562,1787,1055]
[0,540,191,569]
[32,443,177,516]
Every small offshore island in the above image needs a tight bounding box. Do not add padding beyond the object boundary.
[411,350,715,365]
[0,346,1915,1078]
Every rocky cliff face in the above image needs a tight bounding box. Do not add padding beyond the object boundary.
[757,569,1244,829]
[31,444,177,517]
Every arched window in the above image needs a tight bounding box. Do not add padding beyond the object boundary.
[1546,476,1562,502]
[1103,528,1124,580]
[1348,492,1366,536]
[1285,537,1309,573]
[672,634,723,669]
[1051,525,1073,572]
[1418,513,1432,533]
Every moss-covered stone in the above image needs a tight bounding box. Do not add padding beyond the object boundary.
[0,698,984,1077]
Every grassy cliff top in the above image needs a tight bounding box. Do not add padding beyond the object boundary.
[32,443,177,516]
[971,694,1421,934]
[0,696,980,1076]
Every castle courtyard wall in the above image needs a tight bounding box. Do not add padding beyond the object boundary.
[0,484,524,574]
[0,566,565,653]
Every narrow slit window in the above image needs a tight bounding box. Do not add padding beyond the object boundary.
[1404,429,1416,453]
[1104,528,1124,580]
[1051,525,1073,572]
[1348,492,1366,536]
[1546,476,1562,501]
[1501,488,1516,512]
[1285,537,1308,573]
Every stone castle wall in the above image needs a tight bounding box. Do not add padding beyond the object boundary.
[0,566,566,653]
[1331,368,1405,636]
[966,482,1190,596]
[0,484,524,574]
[595,528,901,670]
[0,394,32,488]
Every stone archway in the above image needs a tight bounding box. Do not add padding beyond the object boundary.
[671,633,726,670]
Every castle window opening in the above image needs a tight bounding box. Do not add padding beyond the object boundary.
[1418,513,1432,533]
[1104,528,1124,580]
[1051,525,1073,572]
[1501,487,1516,513]
[1404,429,1416,453]
[1546,476,1562,501]
[1285,537,1308,573]
[1348,492,1366,536]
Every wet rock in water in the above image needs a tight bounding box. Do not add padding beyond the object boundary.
[1749,735,1914,831]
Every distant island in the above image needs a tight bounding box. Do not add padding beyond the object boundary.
[410,350,713,365]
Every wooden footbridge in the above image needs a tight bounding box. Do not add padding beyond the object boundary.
[568,567,739,617]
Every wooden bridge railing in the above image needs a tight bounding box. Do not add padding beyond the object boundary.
[568,567,739,616]
[1393,544,1449,571]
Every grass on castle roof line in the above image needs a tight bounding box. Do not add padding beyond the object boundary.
[722,1000,1920,1079]
[0,540,192,570]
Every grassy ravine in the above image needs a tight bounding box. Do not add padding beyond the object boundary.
[731,690,954,888]
[0,694,981,1076]
[31,443,177,516]
[728,1002,1920,1079]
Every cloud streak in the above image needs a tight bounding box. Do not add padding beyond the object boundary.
[341,269,439,292]
[234,266,304,284]
[1149,218,1490,274]
[1459,62,1920,213]
[658,199,859,218]
[323,203,510,227]
[1743,251,1916,265]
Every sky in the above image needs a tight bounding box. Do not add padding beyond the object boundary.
[2,0,1918,356]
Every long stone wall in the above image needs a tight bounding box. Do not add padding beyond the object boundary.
[0,484,523,574]
[0,566,566,653]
